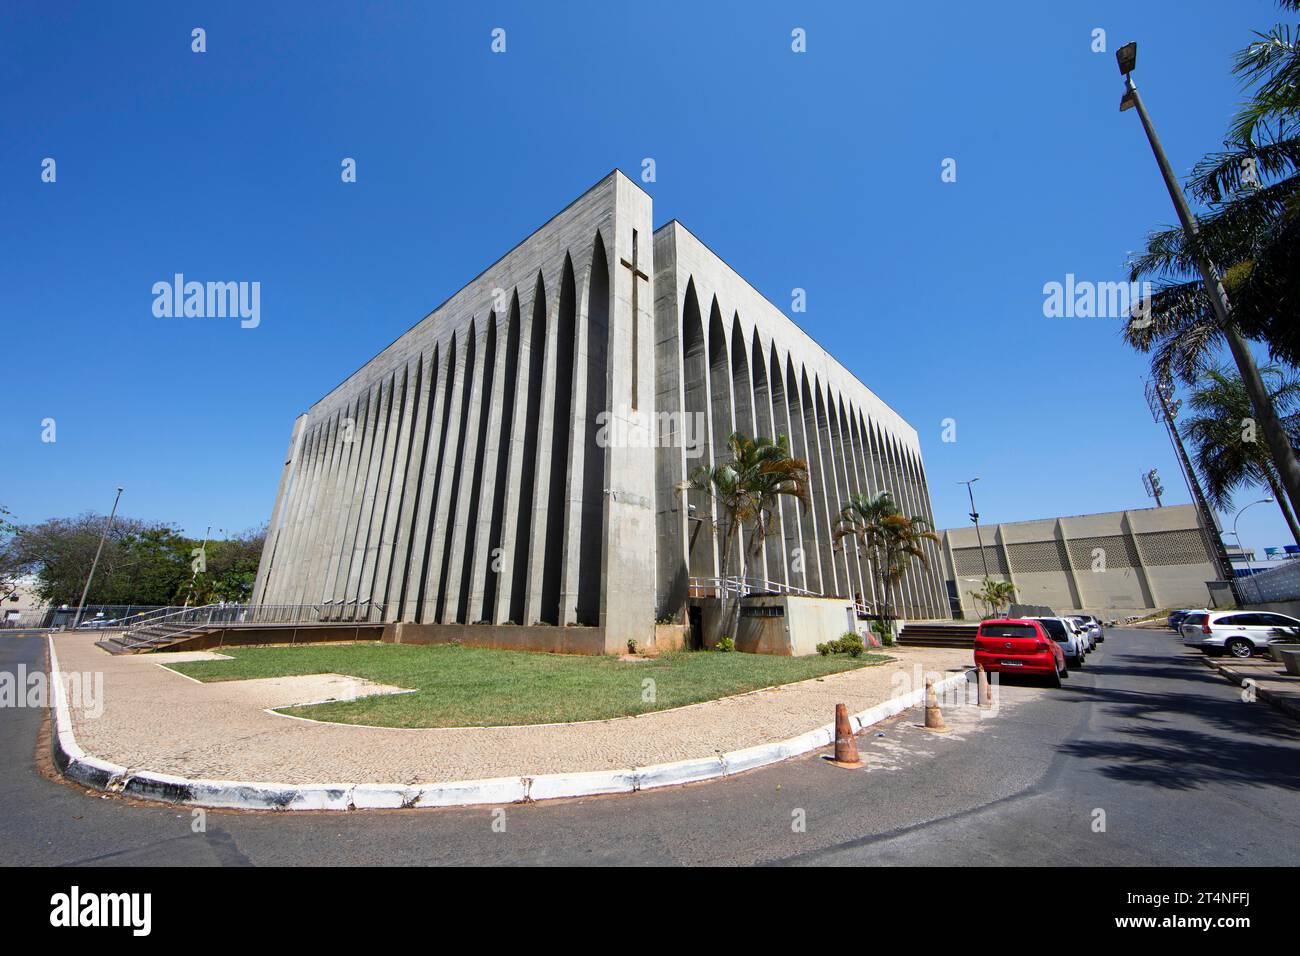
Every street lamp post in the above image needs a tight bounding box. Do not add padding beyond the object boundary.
[1114,40,1300,553]
[959,478,990,581]
[71,487,123,630]
[1232,498,1273,598]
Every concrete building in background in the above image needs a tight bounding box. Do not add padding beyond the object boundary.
[939,503,1220,619]
[253,171,947,654]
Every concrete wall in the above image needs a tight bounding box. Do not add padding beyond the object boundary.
[698,595,857,656]
[254,171,655,654]
[384,621,606,656]
[941,504,1218,617]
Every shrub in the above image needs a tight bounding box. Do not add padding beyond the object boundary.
[716,636,735,652]
[817,633,865,658]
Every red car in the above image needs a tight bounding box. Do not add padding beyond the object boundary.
[974,618,1067,687]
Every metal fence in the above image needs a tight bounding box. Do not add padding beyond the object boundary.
[1237,559,1300,605]
[39,604,169,630]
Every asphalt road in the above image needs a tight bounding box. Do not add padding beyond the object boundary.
[2,627,1298,866]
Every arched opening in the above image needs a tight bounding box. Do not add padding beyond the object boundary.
[456,315,497,624]
[682,280,713,580]
[540,256,577,625]
[509,275,547,624]
[434,322,476,623]
[483,293,520,620]
[577,235,610,626]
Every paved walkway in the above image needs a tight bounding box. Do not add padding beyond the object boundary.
[1200,652,1300,721]
[52,633,970,785]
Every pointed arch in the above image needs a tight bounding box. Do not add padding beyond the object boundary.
[482,292,521,619]
[539,255,577,624]
[454,313,498,623]
[509,274,547,624]
[577,234,610,625]
[682,279,715,580]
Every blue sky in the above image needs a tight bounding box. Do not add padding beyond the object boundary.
[2,0,1294,559]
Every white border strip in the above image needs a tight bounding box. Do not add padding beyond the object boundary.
[48,636,971,811]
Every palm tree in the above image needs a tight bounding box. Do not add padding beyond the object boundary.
[833,491,938,628]
[688,431,809,645]
[1180,364,1300,545]
[968,578,1016,619]
[1124,0,1300,525]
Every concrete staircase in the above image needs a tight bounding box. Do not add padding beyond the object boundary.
[897,622,979,649]
[95,620,219,654]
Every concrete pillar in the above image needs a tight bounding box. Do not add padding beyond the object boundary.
[388,350,435,622]
[421,326,474,623]
[494,277,545,626]
[468,309,513,625]
[291,412,341,607]
[329,386,378,608]
[652,228,688,619]
[1055,518,1085,612]
[437,320,490,623]
[403,341,453,622]
[1122,510,1160,609]
[259,414,310,606]
[345,377,393,609]
[253,412,307,606]
[369,363,414,619]
[996,524,1019,605]
[599,177,657,651]
[523,266,563,626]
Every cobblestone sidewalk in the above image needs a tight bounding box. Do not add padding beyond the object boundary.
[54,633,971,786]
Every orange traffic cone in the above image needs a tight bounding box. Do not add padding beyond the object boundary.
[924,676,948,732]
[826,703,863,768]
[977,664,992,709]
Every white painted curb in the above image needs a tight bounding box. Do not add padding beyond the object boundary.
[47,636,971,811]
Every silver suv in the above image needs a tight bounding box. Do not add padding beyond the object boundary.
[1180,610,1300,658]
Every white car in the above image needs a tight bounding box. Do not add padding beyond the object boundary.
[1180,610,1300,658]
[1069,615,1101,651]
[1031,616,1087,667]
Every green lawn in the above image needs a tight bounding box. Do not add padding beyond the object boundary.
[162,643,890,728]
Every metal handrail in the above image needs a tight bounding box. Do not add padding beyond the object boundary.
[686,575,881,617]
[116,601,387,648]
[687,575,820,599]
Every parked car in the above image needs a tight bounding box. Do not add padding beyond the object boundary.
[1180,610,1300,658]
[1087,615,1106,642]
[1069,615,1101,650]
[974,618,1067,687]
[1030,616,1087,667]
[1168,609,1207,631]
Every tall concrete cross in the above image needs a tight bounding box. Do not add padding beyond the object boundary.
[620,229,648,410]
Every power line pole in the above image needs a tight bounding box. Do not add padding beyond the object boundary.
[72,487,123,630]
[1116,42,1300,550]
[1146,377,1239,601]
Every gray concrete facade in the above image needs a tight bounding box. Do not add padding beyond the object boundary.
[255,171,947,653]
[939,503,1220,618]
[651,221,948,622]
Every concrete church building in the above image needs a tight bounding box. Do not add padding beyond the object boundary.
[253,171,948,655]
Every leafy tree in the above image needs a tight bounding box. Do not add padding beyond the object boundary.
[688,431,809,645]
[183,526,267,604]
[1179,364,1300,544]
[833,491,938,626]
[9,514,265,607]
[0,505,22,599]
